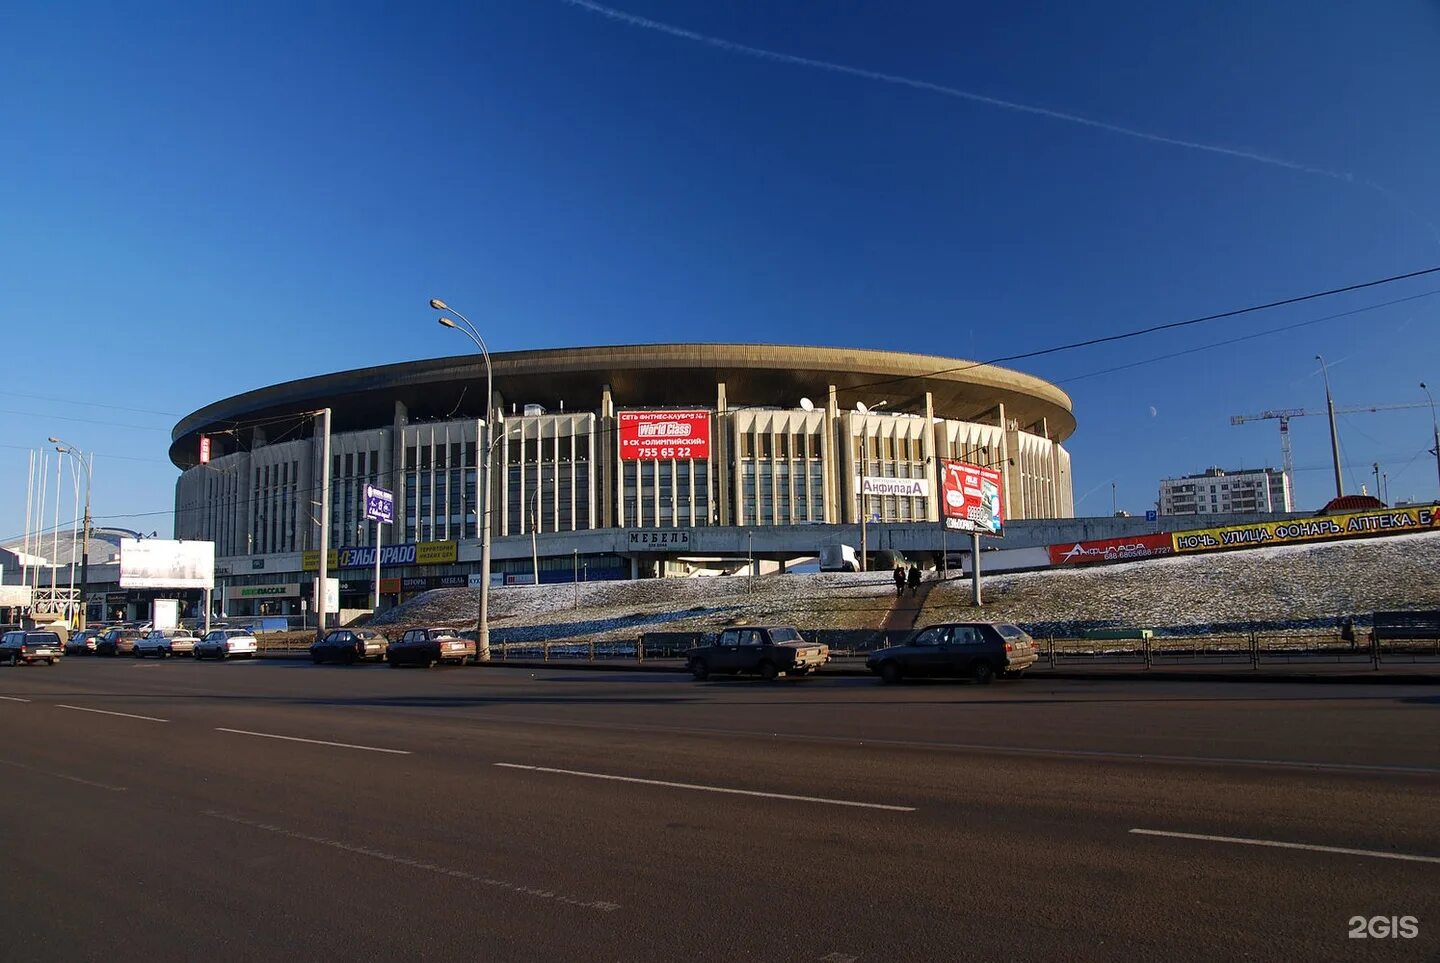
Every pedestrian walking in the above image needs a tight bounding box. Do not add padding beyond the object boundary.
[907,563,921,597]
[1340,616,1356,650]
[893,565,906,596]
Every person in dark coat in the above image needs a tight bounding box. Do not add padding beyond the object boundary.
[893,565,906,596]
[907,563,922,596]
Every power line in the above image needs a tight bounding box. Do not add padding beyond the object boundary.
[0,390,180,417]
[1056,288,1440,385]
[837,264,1440,396]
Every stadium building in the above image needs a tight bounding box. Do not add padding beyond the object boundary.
[170,344,1076,616]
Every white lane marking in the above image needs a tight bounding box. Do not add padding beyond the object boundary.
[56,704,168,723]
[214,728,410,755]
[0,757,127,792]
[201,810,621,912]
[0,696,31,703]
[483,716,1440,776]
[494,763,916,812]
[1130,829,1440,865]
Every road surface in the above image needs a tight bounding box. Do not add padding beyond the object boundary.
[2,658,1436,961]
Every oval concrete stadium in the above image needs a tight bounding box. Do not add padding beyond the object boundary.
[172,344,1076,616]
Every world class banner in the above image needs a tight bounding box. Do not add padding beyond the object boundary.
[1171,505,1439,554]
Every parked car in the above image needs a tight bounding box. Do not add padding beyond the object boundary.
[134,629,200,658]
[95,628,144,657]
[64,629,102,655]
[386,627,475,667]
[194,628,259,661]
[310,629,388,665]
[866,622,1038,685]
[685,626,830,681]
[1,630,63,666]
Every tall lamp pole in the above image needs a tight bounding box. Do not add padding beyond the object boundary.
[1315,355,1344,499]
[1422,382,1440,496]
[49,439,92,630]
[529,487,541,586]
[432,299,495,660]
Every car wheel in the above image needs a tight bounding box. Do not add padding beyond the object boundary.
[387,658,399,668]
[878,661,902,685]
[46,658,55,666]
[690,658,709,681]
[311,654,322,664]
[9,653,19,666]
[972,661,995,685]
[758,661,779,682]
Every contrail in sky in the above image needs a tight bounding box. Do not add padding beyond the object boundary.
[561,0,1354,181]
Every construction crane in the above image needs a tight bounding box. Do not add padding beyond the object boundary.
[1230,402,1431,496]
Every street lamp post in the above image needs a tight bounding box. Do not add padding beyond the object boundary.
[1315,355,1344,499]
[431,299,496,659]
[49,439,92,630]
[1422,382,1440,496]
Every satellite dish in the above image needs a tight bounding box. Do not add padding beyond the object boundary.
[855,402,869,415]
[799,397,814,412]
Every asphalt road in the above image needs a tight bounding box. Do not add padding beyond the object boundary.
[1,658,1436,962]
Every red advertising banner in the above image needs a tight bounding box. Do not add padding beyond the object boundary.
[940,459,1005,536]
[618,410,711,461]
[1048,533,1173,566]
[199,435,211,465]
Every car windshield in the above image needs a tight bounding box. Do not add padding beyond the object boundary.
[767,628,803,643]
[2,632,22,645]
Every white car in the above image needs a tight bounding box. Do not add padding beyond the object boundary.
[133,629,200,658]
[194,629,259,661]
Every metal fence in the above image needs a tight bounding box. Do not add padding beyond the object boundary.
[1043,632,1440,669]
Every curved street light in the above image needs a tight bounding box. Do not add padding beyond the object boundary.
[1423,382,1440,494]
[49,437,93,630]
[430,299,498,658]
[1315,355,1344,499]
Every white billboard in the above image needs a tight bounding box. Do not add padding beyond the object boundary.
[0,585,33,608]
[152,598,179,631]
[120,539,215,589]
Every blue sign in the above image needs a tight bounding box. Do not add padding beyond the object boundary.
[364,485,394,524]
[1145,510,1158,522]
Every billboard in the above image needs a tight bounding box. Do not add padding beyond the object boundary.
[119,539,215,589]
[199,436,211,465]
[618,410,711,461]
[302,540,458,571]
[1171,505,1440,554]
[1049,533,1174,566]
[939,460,1005,536]
[152,598,179,630]
[312,578,339,612]
[364,485,394,524]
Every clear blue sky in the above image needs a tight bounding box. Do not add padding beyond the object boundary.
[3,0,1439,543]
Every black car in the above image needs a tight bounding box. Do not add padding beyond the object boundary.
[684,626,830,681]
[310,629,388,664]
[1,631,63,666]
[64,629,102,655]
[866,622,1038,685]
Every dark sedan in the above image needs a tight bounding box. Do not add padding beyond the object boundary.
[386,627,475,667]
[684,626,829,681]
[867,622,1038,685]
[310,629,388,664]
[64,629,102,655]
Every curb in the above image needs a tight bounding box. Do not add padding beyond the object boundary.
[454,660,1440,684]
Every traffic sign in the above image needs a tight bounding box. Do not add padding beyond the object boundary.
[1145,510,1158,522]
[364,485,394,524]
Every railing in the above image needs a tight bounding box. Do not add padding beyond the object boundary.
[1044,632,1440,669]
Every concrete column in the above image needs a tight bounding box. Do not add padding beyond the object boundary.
[600,385,615,530]
[715,383,727,526]
[923,391,938,522]
[824,385,839,522]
